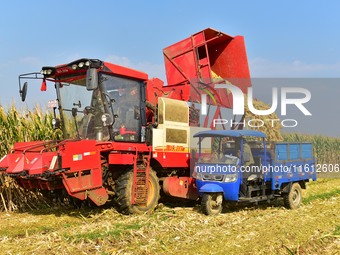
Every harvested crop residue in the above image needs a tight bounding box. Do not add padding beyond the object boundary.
[0,178,339,255]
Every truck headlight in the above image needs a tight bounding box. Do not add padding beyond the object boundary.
[224,173,238,183]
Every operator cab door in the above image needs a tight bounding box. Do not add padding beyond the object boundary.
[101,74,145,143]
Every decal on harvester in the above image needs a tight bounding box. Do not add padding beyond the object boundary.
[83,151,96,156]
[30,157,38,165]
[72,154,83,161]
[49,156,58,170]
[0,155,6,163]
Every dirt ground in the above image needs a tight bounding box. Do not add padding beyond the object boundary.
[0,178,339,255]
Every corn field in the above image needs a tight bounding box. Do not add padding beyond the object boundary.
[0,105,62,211]
[0,105,339,212]
[0,105,62,156]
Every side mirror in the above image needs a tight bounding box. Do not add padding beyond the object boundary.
[20,82,28,102]
[86,68,98,90]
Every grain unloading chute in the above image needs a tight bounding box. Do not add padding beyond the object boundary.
[162,28,251,107]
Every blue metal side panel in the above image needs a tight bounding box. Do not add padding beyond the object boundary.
[276,144,288,160]
[270,159,316,190]
[301,143,313,158]
[270,142,316,190]
[289,144,300,160]
[275,143,314,161]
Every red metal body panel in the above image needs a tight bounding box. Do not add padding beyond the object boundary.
[96,141,150,153]
[109,153,135,165]
[49,60,148,84]
[13,141,47,151]
[62,168,102,193]
[58,140,109,205]
[103,62,148,81]
[161,28,251,109]
[152,151,189,168]
[25,152,57,175]
[146,78,192,105]
[61,140,100,171]
[5,154,31,174]
[3,149,57,175]
[163,28,250,85]
[0,141,61,190]
[0,154,24,172]
[162,177,198,200]
[62,168,108,206]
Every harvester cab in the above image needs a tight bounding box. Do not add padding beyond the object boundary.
[0,58,153,208]
[19,59,148,143]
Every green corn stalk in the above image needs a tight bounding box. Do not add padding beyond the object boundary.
[0,105,62,157]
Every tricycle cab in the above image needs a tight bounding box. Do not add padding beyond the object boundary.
[193,130,267,201]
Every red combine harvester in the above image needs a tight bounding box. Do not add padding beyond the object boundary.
[0,28,250,214]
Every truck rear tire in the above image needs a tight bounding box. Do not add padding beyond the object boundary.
[283,183,302,209]
[114,168,160,214]
[201,193,223,216]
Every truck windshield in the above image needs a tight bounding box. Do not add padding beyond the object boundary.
[57,73,142,142]
[197,137,240,164]
[198,153,239,165]
[58,79,109,141]
[101,74,142,142]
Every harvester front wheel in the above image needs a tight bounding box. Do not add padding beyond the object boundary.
[283,183,302,209]
[201,193,223,216]
[115,168,160,214]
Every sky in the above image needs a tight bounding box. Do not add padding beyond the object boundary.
[0,0,339,136]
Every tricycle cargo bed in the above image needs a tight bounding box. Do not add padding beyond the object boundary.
[266,142,316,190]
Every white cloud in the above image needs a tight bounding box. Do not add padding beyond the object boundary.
[19,57,42,67]
[105,55,131,67]
[249,58,340,77]
[105,55,166,82]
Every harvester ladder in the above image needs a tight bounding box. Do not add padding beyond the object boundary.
[132,150,151,206]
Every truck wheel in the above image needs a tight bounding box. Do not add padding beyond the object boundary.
[114,168,160,214]
[201,193,223,216]
[283,183,302,209]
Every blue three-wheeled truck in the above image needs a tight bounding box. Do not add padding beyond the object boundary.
[192,130,317,215]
